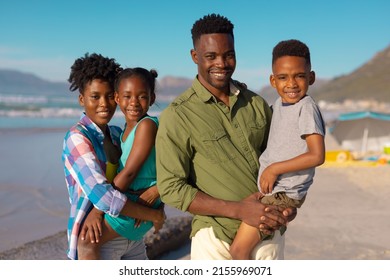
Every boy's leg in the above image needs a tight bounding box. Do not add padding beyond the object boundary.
[77,219,120,260]
[230,222,261,260]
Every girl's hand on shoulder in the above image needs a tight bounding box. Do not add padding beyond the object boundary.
[152,205,166,234]
[138,185,160,206]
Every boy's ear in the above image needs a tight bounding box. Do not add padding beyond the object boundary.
[309,71,316,85]
[78,94,84,106]
[269,74,276,88]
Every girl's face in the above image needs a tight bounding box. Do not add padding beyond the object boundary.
[78,79,116,130]
[115,76,155,125]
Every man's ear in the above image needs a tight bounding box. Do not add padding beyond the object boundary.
[309,71,316,85]
[191,49,198,64]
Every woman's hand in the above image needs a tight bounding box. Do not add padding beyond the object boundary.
[79,207,105,243]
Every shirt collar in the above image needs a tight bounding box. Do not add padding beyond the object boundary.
[79,113,105,143]
[192,77,241,103]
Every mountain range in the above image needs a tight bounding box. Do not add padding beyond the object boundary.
[1,43,389,105]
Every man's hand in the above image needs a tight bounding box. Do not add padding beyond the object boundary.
[79,207,104,243]
[239,192,292,235]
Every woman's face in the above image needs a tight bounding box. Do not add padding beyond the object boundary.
[78,79,117,130]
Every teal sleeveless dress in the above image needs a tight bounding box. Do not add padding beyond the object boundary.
[105,116,161,240]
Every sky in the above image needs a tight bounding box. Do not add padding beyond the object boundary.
[1,0,389,91]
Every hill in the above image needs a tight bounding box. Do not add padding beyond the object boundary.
[0,69,191,101]
[0,69,69,96]
[310,44,390,103]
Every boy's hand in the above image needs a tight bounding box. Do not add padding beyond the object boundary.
[80,208,104,243]
[259,165,278,194]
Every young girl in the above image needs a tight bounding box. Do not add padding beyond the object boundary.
[78,67,163,259]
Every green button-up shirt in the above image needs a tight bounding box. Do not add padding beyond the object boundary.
[156,78,272,244]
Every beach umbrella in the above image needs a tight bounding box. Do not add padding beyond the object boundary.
[330,111,390,154]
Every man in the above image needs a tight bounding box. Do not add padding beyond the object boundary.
[156,14,296,260]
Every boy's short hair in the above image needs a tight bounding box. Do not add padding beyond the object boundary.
[68,53,121,94]
[272,39,311,67]
[191,13,234,47]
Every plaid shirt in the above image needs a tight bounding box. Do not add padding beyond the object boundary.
[62,113,126,260]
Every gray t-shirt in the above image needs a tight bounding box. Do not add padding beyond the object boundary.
[258,95,325,200]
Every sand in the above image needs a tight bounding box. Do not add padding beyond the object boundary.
[285,164,390,259]
[1,164,389,260]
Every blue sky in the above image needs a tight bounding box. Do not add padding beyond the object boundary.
[1,0,389,91]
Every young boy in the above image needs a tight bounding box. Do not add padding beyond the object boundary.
[230,39,326,259]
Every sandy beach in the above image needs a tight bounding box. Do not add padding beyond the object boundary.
[0,127,389,260]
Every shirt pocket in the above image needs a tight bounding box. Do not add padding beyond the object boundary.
[200,129,237,163]
[246,120,267,153]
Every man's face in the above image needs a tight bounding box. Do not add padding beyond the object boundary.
[191,33,236,95]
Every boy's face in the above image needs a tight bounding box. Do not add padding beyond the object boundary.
[78,79,117,130]
[191,33,236,95]
[270,56,315,104]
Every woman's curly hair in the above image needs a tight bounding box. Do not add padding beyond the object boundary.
[68,53,122,94]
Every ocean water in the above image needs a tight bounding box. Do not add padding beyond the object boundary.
[0,92,169,129]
